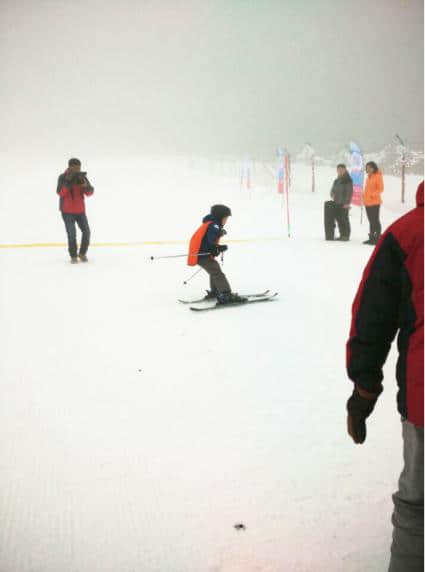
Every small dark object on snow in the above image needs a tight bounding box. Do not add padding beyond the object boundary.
[234,523,246,531]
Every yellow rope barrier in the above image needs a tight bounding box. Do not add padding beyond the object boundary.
[0,238,283,250]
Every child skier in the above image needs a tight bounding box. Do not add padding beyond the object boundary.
[188,204,247,304]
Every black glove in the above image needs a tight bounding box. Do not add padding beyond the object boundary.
[346,385,383,444]
[211,244,228,256]
[220,229,227,237]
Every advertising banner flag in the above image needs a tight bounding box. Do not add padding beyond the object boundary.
[349,142,364,206]
[277,148,284,194]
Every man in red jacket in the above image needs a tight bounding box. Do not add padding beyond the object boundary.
[346,181,424,571]
[57,158,94,263]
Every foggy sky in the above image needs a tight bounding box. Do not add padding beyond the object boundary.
[1,0,423,158]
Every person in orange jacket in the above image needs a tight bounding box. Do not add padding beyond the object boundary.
[363,161,384,245]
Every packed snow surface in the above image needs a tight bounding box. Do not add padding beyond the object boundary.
[0,156,422,571]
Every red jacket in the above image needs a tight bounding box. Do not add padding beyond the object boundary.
[59,181,94,214]
[347,182,424,427]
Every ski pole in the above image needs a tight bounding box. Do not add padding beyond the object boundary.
[183,267,203,285]
[150,252,211,261]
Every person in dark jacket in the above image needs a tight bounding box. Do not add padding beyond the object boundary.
[346,181,424,572]
[57,158,94,263]
[187,204,247,304]
[330,164,353,241]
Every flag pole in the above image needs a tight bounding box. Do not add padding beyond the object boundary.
[285,152,291,238]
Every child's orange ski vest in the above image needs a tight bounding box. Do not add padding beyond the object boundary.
[187,221,213,266]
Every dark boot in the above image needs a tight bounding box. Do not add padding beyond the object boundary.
[217,292,248,305]
[203,289,218,300]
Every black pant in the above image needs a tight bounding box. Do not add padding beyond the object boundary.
[324,201,350,240]
[334,205,351,239]
[62,213,91,258]
[365,205,381,238]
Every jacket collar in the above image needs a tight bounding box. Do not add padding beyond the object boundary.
[202,214,222,226]
[337,172,351,183]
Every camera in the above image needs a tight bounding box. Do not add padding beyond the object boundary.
[72,172,87,184]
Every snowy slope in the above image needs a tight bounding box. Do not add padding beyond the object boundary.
[0,156,422,572]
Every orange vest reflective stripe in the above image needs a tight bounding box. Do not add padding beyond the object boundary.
[187,221,213,266]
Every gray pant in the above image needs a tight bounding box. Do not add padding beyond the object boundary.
[389,419,424,572]
[198,257,231,294]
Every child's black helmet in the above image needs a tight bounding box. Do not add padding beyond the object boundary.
[211,204,232,219]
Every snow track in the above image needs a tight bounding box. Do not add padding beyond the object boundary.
[0,158,421,571]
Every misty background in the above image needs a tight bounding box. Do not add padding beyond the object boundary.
[0,0,423,159]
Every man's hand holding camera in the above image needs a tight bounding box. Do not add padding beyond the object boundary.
[72,172,88,186]
[64,166,88,186]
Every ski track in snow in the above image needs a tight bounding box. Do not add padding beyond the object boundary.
[0,157,422,571]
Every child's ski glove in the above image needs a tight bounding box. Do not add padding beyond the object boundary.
[212,244,228,256]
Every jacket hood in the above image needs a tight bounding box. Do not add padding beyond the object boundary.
[416,181,424,206]
[202,214,221,225]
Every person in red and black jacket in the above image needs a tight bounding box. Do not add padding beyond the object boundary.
[346,181,424,572]
[56,158,94,263]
